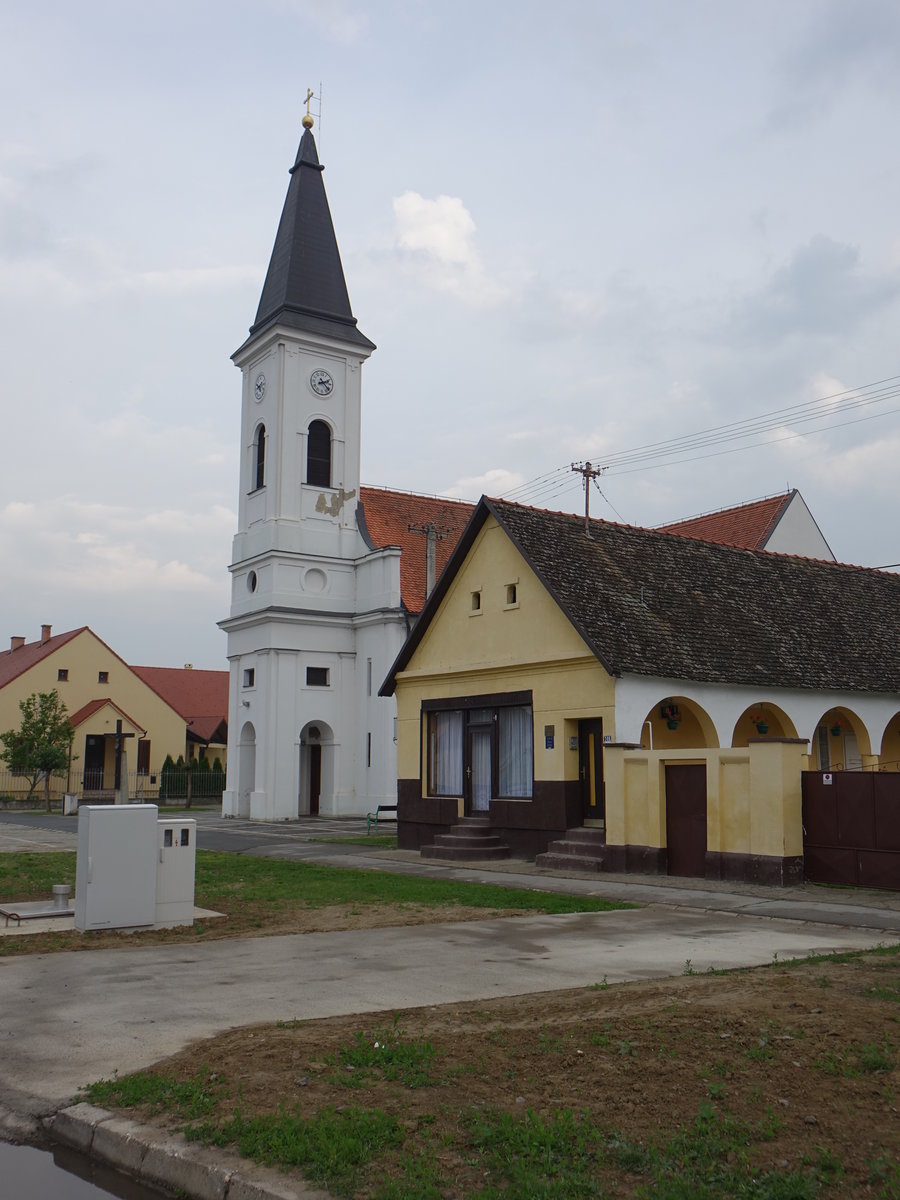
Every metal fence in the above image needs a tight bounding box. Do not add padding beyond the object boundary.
[0,767,225,807]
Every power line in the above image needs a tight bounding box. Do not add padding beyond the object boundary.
[502,372,900,502]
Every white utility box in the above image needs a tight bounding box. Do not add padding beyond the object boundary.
[74,805,159,931]
[156,818,197,927]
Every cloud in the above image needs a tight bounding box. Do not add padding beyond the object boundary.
[0,497,234,598]
[445,468,526,500]
[392,191,508,306]
[727,235,900,344]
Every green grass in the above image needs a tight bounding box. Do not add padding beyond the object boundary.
[179,1091,808,1199]
[190,851,633,915]
[814,1039,895,1077]
[186,1104,402,1196]
[327,1022,438,1089]
[0,849,632,916]
[0,851,75,899]
[83,1068,225,1119]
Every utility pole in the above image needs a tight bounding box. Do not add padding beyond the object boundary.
[408,522,450,598]
[571,461,603,536]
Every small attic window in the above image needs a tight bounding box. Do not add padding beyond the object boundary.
[98,671,109,684]
[471,590,482,613]
[505,583,518,606]
[57,669,68,682]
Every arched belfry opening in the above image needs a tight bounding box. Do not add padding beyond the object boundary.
[307,420,331,487]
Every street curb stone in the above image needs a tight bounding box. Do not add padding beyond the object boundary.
[0,1103,40,1143]
[43,1102,332,1199]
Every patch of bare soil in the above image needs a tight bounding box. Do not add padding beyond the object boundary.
[127,951,900,1197]
[0,903,526,956]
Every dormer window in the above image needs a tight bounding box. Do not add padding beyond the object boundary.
[307,420,331,487]
[254,424,266,490]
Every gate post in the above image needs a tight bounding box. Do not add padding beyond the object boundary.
[748,738,808,884]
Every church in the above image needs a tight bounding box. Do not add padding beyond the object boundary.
[219,112,472,820]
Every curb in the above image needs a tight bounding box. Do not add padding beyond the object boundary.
[43,1102,332,1200]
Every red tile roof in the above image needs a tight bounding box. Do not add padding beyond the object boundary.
[657,492,793,551]
[130,666,228,743]
[359,486,475,614]
[0,627,88,689]
[69,698,147,734]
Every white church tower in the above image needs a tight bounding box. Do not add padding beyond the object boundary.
[220,112,406,820]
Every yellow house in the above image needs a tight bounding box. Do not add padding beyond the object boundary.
[382,499,900,889]
[0,626,226,802]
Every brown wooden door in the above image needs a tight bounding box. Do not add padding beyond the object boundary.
[309,744,321,816]
[578,719,605,825]
[665,764,707,877]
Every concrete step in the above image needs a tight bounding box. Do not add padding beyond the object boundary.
[535,851,606,872]
[557,827,607,844]
[421,844,512,861]
[433,833,507,849]
[543,838,608,858]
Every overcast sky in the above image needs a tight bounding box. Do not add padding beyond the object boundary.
[2,0,900,670]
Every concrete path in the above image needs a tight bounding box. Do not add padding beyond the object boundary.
[0,905,892,1117]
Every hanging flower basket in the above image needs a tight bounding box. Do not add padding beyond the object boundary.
[666,718,680,730]
[755,722,769,735]
[831,724,842,737]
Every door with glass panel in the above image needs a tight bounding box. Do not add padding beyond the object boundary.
[466,713,493,813]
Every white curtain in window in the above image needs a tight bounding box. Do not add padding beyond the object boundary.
[431,710,463,795]
[499,706,533,797]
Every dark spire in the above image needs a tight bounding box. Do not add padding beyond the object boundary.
[244,124,374,351]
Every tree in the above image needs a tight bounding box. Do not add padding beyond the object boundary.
[0,690,74,811]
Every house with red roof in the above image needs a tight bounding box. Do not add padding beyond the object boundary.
[658,488,834,560]
[0,625,227,804]
[382,497,900,889]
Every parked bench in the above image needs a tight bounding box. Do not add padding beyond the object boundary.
[366,804,398,835]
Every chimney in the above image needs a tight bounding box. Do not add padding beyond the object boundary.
[41,624,52,644]
[10,636,25,651]
[184,663,193,670]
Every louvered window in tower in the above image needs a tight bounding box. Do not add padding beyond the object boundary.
[254,424,266,490]
[307,420,331,487]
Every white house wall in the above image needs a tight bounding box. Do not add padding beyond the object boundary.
[616,673,898,753]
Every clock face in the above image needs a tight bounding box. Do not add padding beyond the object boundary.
[310,368,334,397]
[253,373,266,401]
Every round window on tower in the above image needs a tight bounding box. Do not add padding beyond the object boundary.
[247,571,258,593]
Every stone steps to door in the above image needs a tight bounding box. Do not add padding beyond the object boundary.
[420,816,511,862]
[534,826,610,872]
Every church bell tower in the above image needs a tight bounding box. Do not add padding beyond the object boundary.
[220,107,400,822]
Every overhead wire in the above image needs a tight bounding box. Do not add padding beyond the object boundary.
[501,373,900,503]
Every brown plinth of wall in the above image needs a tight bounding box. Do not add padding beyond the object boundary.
[397,781,804,886]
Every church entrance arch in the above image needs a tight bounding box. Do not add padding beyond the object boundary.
[299,721,334,816]
[238,722,256,818]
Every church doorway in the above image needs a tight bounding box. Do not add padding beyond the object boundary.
[299,722,333,816]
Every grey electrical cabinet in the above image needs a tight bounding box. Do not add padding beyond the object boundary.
[74,805,159,931]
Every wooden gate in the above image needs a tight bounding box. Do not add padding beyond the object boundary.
[802,772,900,891]
[665,764,707,877]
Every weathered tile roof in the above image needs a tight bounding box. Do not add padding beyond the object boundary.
[131,666,228,743]
[0,627,88,689]
[383,497,900,695]
[490,499,900,693]
[359,487,475,614]
[657,492,792,550]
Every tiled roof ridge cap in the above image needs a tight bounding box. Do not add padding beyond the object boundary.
[654,489,792,529]
[486,496,895,577]
[361,483,474,506]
